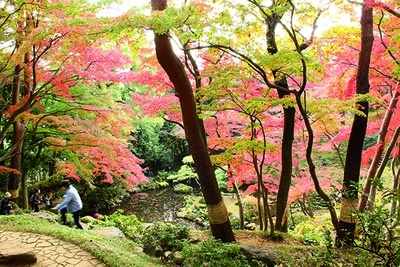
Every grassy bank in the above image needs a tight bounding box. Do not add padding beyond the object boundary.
[0,214,167,267]
[0,211,383,267]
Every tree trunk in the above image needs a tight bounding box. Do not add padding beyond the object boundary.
[151,0,235,242]
[359,88,400,211]
[8,13,33,203]
[21,172,29,209]
[8,63,24,202]
[232,182,245,230]
[265,12,295,233]
[369,126,400,206]
[389,128,400,223]
[336,1,373,247]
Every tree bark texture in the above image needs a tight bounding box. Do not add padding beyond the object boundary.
[7,14,33,202]
[336,1,373,247]
[8,63,24,201]
[151,0,235,242]
[359,89,400,211]
[265,12,295,233]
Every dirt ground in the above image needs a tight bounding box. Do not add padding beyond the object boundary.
[190,229,299,247]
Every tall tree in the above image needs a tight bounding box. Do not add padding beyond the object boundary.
[0,0,148,202]
[150,0,235,242]
[336,0,373,247]
[130,0,341,234]
[7,7,34,201]
[359,1,400,212]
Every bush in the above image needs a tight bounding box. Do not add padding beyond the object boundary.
[181,238,259,267]
[291,213,332,245]
[81,180,128,215]
[355,205,400,266]
[141,222,189,253]
[105,209,144,240]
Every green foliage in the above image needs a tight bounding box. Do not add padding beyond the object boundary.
[81,180,129,214]
[141,222,189,253]
[177,195,209,225]
[215,167,229,192]
[167,165,198,183]
[173,183,193,194]
[181,238,261,267]
[105,210,144,240]
[139,171,171,190]
[356,205,400,266]
[130,120,188,173]
[166,156,199,186]
[291,213,333,245]
[276,245,374,267]
[363,133,378,150]
[242,200,259,222]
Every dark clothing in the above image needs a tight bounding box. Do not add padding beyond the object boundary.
[60,206,83,229]
[30,193,41,212]
[0,198,12,215]
[44,195,51,210]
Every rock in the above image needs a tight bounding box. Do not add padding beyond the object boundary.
[172,251,183,265]
[143,244,163,257]
[92,227,126,238]
[173,184,193,194]
[30,211,57,223]
[165,251,183,265]
[0,243,37,265]
[244,222,256,230]
[240,244,277,267]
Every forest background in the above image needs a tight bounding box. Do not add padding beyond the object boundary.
[0,0,399,261]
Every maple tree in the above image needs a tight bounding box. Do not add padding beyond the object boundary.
[0,0,398,252]
[126,0,397,237]
[125,0,349,234]
[150,0,236,243]
[358,0,400,212]
[335,0,373,247]
[0,0,148,205]
[306,0,400,246]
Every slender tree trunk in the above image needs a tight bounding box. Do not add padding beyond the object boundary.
[359,88,400,211]
[275,97,295,232]
[369,127,400,206]
[265,12,295,233]
[21,172,29,208]
[151,0,235,242]
[336,1,373,247]
[390,147,400,223]
[256,182,264,230]
[232,182,245,230]
[264,189,274,235]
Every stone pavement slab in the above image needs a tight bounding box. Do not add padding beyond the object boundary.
[0,231,106,267]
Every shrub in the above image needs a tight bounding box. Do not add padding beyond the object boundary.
[181,238,260,267]
[355,205,400,266]
[105,209,144,240]
[141,222,189,253]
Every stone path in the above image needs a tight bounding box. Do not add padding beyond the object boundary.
[0,231,106,267]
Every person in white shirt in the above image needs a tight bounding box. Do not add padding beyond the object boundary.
[51,180,83,229]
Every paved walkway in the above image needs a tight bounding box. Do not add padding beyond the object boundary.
[0,231,106,267]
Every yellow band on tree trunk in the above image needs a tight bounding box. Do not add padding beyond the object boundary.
[8,189,19,198]
[339,198,359,223]
[207,201,228,225]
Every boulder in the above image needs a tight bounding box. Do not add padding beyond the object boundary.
[240,244,277,267]
[92,227,126,238]
[30,211,57,223]
[0,243,37,265]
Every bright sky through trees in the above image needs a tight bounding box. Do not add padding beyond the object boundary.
[97,0,359,38]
